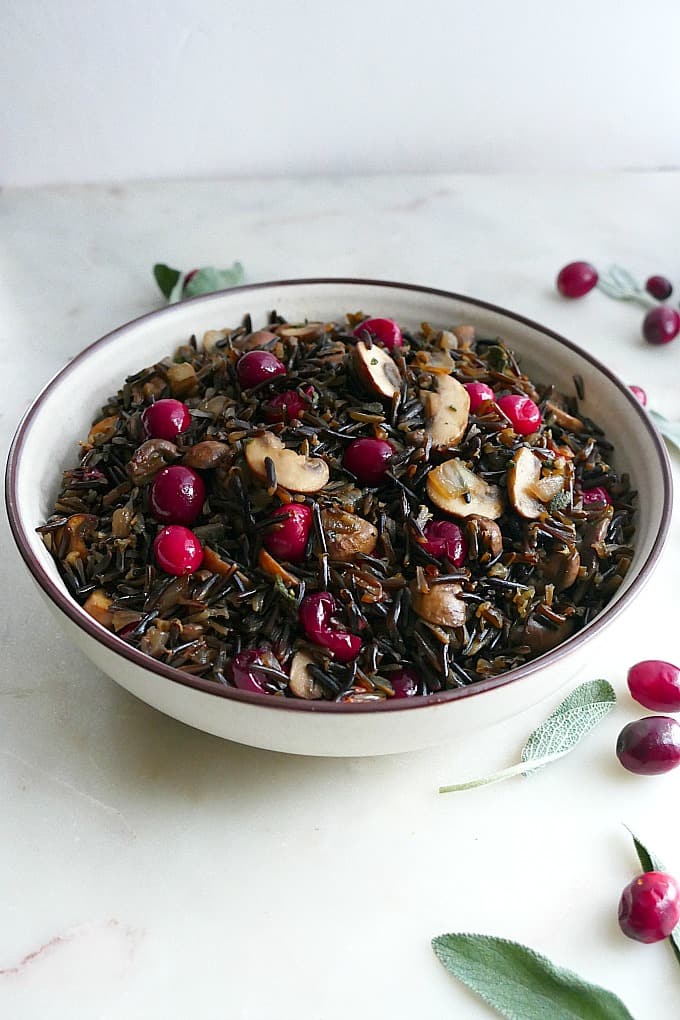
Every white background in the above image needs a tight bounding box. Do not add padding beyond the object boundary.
[4,0,680,186]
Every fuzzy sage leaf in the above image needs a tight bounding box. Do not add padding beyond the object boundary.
[596,265,654,309]
[439,679,616,793]
[153,263,181,300]
[627,829,680,967]
[649,410,680,451]
[153,262,245,303]
[432,934,635,1020]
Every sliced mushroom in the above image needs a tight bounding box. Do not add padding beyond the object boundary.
[427,459,504,519]
[465,514,503,560]
[321,508,378,560]
[82,589,114,628]
[543,544,581,590]
[182,440,231,470]
[288,650,323,700]
[202,328,230,353]
[273,322,326,341]
[414,348,456,373]
[245,432,329,493]
[421,374,470,449]
[127,438,179,484]
[234,329,280,352]
[512,615,575,656]
[544,401,585,433]
[87,415,118,446]
[507,447,565,520]
[112,505,133,538]
[579,508,614,578]
[354,341,401,401]
[411,581,466,628]
[167,362,199,398]
[452,325,475,348]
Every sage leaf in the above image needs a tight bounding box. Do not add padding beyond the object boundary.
[649,410,680,451]
[596,265,653,309]
[153,262,181,300]
[439,680,615,793]
[432,933,635,1020]
[182,263,244,299]
[627,829,680,967]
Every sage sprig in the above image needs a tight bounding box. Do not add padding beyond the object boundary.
[596,265,656,310]
[432,933,635,1020]
[439,679,616,793]
[153,262,245,303]
[648,410,680,451]
[627,829,680,967]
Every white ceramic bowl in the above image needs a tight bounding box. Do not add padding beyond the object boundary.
[5,279,672,756]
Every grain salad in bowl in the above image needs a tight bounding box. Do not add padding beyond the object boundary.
[37,309,637,705]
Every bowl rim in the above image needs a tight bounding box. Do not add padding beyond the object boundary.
[5,276,673,715]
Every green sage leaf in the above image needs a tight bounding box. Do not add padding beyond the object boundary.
[153,263,181,300]
[627,829,680,967]
[182,263,245,299]
[649,410,680,451]
[432,933,635,1020]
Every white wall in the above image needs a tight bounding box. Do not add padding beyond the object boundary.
[4,0,680,186]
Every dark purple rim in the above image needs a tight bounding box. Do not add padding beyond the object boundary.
[5,277,673,715]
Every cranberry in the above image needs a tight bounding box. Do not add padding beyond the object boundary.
[629,385,647,407]
[183,268,199,288]
[142,399,191,441]
[237,350,287,388]
[263,386,313,423]
[299,592,362,662]
[390,668,420,698]
[628,660,680,713]
[343,438,394,485]
[618,871,680,943]
[153,525,203,575]
[231,649,270,694]
[150,465,206,525]
[581,486,611,507]
[643,306,680,345]
[645,275,673,301]
[423,520,467,566]
[496,394,542,435]
[556,261,599,298]
[465,382,495,412]
[352,317,403,351]
[263,503,313,562]
[616,716,680,775]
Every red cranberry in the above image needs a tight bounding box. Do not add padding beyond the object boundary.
[629,385,647,407]
[231,649,270,693]
[496,394,542,435]
[343,438,394,485]
[423,520,467,566]
[352,317,403,351]
[618,871,680,943]
[556,261,598,298]
[645,275,673,301]
[390,668,420,698]
[628,660,680,713]
[616,716,680,775]
[142,399,191,441]
[643,306,680,345]
[581,486,611,507]
[150,465,206,525]
[299,592,362,662]
[237,350,287,388]
[183,268,199,288]
[263,386,313,423]
[263,503,313,562]
[465,382,495,412]
[153,525,203,575]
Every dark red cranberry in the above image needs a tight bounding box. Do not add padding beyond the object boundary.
[629,385,647,407]
[150,465,206,525]
[183,268,199,288]
[496,394,542,435]
[581,486,611,507]
[390,668,420,698]
[153,525,203,575]
[231,649,270,693]
[616,716,680,775]
[423,520,467,566]
[465,382,495,412]
[299,592,362,662]
[142,398,191,441]
[263,503,313,562]
[643,306,680,345]
[628,660,680,713]
[343,438,394,485]
[352,317,403,351]
[556,262,598,298]
[618,871,680,943]
[645,275,673,301]
[263,386,314,423]
[237,350,287,388]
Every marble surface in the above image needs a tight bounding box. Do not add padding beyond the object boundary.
[2,173,680,1019]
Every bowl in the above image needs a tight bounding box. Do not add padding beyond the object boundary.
[5,279,672,756]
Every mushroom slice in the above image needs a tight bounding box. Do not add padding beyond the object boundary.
[354,341,401,401]
[83,588,114,629]
[245,432,329,494]
[411,581,466,628]
[421,374,470,450]
[465,515,503,559]
[427,459,504,520]
[321,509,378,560]
[288,650,323,700]
[507,447,565,520]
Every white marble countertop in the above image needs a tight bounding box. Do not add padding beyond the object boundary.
[2,173,680,1019]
